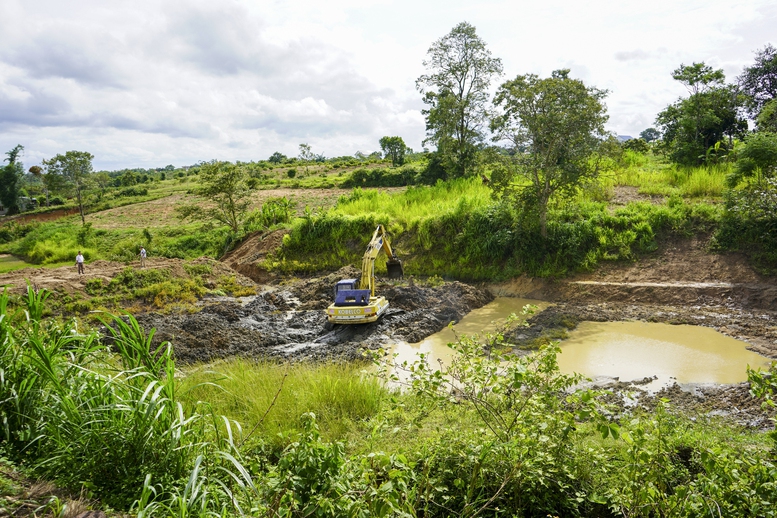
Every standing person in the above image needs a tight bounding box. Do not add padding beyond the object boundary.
[139,246,147,268]
[75,251,85,275]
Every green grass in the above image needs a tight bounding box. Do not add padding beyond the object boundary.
[614,154,729,198]
[331,177,491,229]
[0,255,35,274]
[179,359,386,449]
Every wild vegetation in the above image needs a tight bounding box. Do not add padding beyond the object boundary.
[1,293,775,517]
[1,21,777,518]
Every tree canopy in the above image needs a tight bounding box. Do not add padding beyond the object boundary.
[738,44,777,119]
[176,160,251,232]
[43,150,94,224]
[379,136,407,167]
[0,145,25,214]
[268,152,287,164]
[656,63,746,166]
[416,22,502,179]
[639,128,660,143]
[490,69,609,237]
[728,132,777,187]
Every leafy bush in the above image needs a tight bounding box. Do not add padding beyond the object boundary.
[243,196,295,232]
[715,179,777,271]
[117,186,149,197]
[341,167,413,188]
[0,222,35,244]
[216,274,256,297]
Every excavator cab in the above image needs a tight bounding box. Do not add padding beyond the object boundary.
[333,279,370,306]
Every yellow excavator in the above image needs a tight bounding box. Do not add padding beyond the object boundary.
[325,224,403,324]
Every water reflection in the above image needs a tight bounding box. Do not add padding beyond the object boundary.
[388,298,548,373]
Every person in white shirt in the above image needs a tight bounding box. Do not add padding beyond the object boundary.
[139,246,147,268]
[75,251,85,275]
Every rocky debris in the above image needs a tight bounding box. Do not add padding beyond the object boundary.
[588,379,776,430]
[135,272,493,364]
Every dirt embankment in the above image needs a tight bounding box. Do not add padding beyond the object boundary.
[494,235,777,358]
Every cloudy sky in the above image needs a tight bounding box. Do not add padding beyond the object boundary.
[1,0,775,170]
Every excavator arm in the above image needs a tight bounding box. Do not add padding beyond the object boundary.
[358,225,403,295]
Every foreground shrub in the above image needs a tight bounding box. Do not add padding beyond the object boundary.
[715,179,777,272]
[0,287,250,511]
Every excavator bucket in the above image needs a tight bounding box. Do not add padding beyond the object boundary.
[386,258,404,279]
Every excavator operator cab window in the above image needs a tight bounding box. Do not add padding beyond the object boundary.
[334,280,355,294]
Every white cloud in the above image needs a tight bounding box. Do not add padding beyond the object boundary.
[0,0,775,168]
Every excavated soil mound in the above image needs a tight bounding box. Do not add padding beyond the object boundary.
[494,235,777,310]
[221,229,287,283]
[136,269,494,364]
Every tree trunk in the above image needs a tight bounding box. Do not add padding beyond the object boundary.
[76,185,85,225]
[539,204,548,239]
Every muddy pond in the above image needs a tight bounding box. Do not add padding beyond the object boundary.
[389,297,771,389]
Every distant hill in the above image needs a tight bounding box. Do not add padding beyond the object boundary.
[617,135,633,142]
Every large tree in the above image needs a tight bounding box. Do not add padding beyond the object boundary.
[0,145,25,214]
[490,70,609,238]
[176,160,250,232]
[757,99,777,133]
[416,22,502,179]
[43,151,94,224]
[738,44,777,119]
[379,136,408,167]
[656,63,746,166]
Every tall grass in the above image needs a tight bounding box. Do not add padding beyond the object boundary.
[275,195,721,279]
[0,287,254,513]
[615,155,729,198]
[332,177,492,229]
[180,360,386,447]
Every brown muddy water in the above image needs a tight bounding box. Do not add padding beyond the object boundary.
[388,297,548,375]
[558,321,770,387]
[389,297,771,389]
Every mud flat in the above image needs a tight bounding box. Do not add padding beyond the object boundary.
[136,266,493,364]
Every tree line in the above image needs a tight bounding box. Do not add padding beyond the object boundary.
[412,22,777,236]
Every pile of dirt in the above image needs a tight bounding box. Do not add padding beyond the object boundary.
[221,229,288,283]
[135,271,493,364]
[584,379,776,430]
[493,235,777,310]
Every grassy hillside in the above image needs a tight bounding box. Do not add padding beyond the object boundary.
[2,152,775,278]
